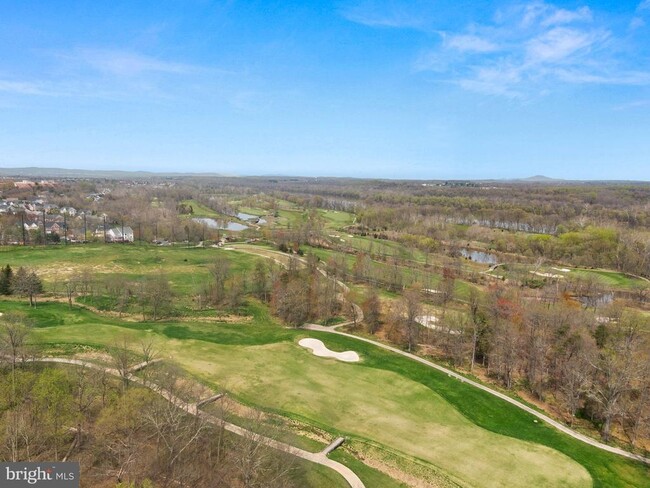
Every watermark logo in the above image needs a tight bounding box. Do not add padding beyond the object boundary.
[1,462,79,487]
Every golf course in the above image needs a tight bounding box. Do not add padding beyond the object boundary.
[1,243,649,487]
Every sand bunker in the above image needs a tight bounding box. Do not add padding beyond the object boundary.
[298,338,360,362]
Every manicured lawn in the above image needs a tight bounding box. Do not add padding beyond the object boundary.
[181,199,224,218]
[318,210,355,230]
[6,299,629,487]
[571,268,648,289]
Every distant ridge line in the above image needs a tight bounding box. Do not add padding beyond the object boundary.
[0,166,230,179]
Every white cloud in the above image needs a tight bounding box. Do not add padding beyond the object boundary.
[459,65,524,97]
[0,80,49,96]
[519,2,593,27]
[445,34,499,53]
[525,27,601,63]
[629,17,646,30]
[339,1,426,29]
[416,1,649,98]
[638,0,650,11]
[73,49,197,76]
[540,6,592,26]
[554,69,650,85]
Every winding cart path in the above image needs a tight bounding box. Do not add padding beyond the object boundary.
[28,357,365,488]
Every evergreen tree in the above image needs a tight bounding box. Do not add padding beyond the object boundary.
[0,265,13,295]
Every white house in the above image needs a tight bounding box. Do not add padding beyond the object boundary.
[106,226,134,243]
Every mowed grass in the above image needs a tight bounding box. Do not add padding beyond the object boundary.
[181,199,224,218]
[7,301,626,488]
[318,210,355,230]
[302,245,477,301]
[571,268,648,289]
[0,243,261,297]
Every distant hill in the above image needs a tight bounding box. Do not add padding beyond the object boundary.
[0,167,230,179]
[518,175,562,182]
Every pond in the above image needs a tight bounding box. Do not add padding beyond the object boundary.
[577,293,614,308]
[192,218,249,231]
[236,212,259,221]
[460,248,498,265]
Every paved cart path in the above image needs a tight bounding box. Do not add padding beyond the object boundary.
[28,357,365,488]
[303,324,650,466]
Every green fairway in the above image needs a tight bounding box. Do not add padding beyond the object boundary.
[571,268,648,289]
[29,318,590,487]
[318,209,355,230]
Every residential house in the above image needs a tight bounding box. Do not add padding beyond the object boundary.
[106,226,134,243]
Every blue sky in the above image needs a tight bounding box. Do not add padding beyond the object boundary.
[0,0,649,180]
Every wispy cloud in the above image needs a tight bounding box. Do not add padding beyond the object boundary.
[613,99,650,110]
[445,34,499,53]
[525,27,605,64]
[65,48,199,76]
[629,17,645,30]
[517,2,592,28]
[0,80,50,96]
[417,1,650,98]
[540,6,592,26]
[0,47,224,102]
[638,0,650,11]
[339,0,431,29]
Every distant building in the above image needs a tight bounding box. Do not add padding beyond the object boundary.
[106,226,134,243]
[45,222,62,235]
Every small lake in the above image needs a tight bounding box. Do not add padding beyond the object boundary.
[237,212,259,221]
[460,249,498,265]
[577,293,614,308]
[192,218,249,231]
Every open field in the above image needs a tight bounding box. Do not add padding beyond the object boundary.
[0,243,261,298]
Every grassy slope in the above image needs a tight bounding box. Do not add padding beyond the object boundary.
[571,268,648,289]
[0,244,259,298]
[6,299,646,487]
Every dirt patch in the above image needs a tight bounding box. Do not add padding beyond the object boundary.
[349,442,466,488]
[189,314,254,324]
[74,350,114,364]
[36,263,126,280]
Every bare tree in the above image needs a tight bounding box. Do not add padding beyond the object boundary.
[110,337,133,391]
[362,287,381,334]
[0,312,31,373]
[232,412,297,488]
[141,272,173,321]
[11,267,43,307]
[399,287,422,353]
[209,257,231,305]
[588,314,647,442]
